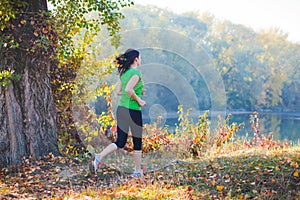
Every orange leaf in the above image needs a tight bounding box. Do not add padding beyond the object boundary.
[293,171,299,177]
[291,162,299,168]
[111,125,117,133]
[271,178,275,183]
[128,185,136,192]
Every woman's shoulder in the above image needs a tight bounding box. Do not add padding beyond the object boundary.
[121,68,141,78]
[129,68,142,76]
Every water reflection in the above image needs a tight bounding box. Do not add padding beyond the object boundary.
[143,112,300,142]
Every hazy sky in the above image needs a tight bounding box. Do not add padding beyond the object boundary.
[135,0,300,43]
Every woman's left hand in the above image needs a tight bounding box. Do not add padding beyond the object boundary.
[138,99,146,107]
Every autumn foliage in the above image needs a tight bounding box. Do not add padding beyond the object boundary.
[1,112,299,199]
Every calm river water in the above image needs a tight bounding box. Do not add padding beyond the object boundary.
[143,112,300,143]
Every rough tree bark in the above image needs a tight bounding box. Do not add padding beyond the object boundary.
[0,0,59,167]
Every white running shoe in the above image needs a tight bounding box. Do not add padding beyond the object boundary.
[89,156,102,174]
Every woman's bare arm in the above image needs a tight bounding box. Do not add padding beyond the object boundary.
[116,79,122,96]
[125,75,146,107]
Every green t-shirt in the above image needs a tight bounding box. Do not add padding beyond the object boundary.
[119,68,144,110]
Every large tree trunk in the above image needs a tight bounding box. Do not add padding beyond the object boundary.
[0,0,59,167]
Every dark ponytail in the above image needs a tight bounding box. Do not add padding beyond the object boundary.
[115,49,139,75]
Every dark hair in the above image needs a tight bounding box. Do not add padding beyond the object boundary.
[116,49,140,75]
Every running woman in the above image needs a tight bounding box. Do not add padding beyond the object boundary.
[90,49,146,178]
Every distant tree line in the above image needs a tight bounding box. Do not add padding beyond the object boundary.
[92,5,300,113]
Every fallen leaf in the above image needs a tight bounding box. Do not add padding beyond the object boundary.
[128,185,136,192]
[291,162,299,168]
[216,185,224,191]
[271,178,275,183]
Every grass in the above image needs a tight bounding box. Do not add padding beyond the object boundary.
[0,144,299,199]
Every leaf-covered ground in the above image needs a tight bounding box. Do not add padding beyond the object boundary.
[1,146,299,199]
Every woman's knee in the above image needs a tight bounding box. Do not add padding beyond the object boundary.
[133,145,142,151]
[133,137,142,151]
[115,126,128,148]
[114,141,126,149]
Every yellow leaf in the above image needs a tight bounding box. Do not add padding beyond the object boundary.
[216,185,224,191]
[293,171,299,177]
[275,166,280,171]
[257,163,262,166]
